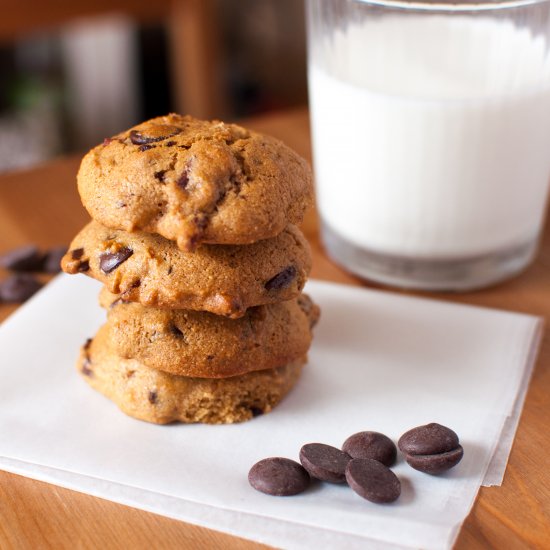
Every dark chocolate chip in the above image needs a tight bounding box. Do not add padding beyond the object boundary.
[109,296,130,308]
[0,245,44,271]
[265,266,297,291]
[165,141,176,146]
[169,323,184,338]
[177,170,189,190]
[299,443,351,483]
[81,358,93,377]
[194,214,208,231]
[71,248,84,260]
[129,126,181,145]
[342,432,397,467]
[129,130,149,144]
[148,391,158,405]
[398,423,459,456]
[250,407,264,417]
[154,170,167,182]
[81,338,93,376]
[248,457,310,496]
[77,260,90,272]
[139,144,156,152]
[42,246,68,274]
[345,458,401,504]
[405,445,464,474]
[0,273,43,302]
[99,247,133,274]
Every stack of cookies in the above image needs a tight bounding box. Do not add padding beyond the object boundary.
[61,114,319,424]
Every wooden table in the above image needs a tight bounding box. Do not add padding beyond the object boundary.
[0,108,549,549]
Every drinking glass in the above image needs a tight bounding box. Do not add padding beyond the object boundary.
[306,0,550,290]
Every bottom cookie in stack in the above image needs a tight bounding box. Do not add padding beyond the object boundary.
[79,293,320,424]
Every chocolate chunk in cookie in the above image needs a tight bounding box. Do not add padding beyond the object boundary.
[99,247,133,274]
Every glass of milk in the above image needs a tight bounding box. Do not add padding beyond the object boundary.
[306,0,550,290]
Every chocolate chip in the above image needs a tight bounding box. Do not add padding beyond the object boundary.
[99,247,133,274]
[194,214,208,231]
[81,358,93,377]
[71,248,84,260]
[398,423,459,456]
[177,170,189,190]
[165,140,176,146]
[299,443,351,483]
[139,144,156,152]
[265,266,297,291]
[77,260,89,272]
[154,170,167,182]
[0,273,42,302]
[342,432,397,467]
[169,323,184,338]
[42,246,68,274]
[129,125,181,145]
[109,296,130,308]
[405,445,464,474]
[80,338,93,376]
[148,391,158,405]
[0,245,44,271]
[399,423,463,475]
[345,458,401,504]
[250,407,264,417]
[129,131,149,144]
[248,457,310,496]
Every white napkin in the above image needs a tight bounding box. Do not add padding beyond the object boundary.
[0,275,541,550]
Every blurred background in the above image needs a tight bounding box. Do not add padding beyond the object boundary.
[0,0,307,172]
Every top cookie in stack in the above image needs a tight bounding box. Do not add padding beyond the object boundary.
[78,114,312,251]
[62,114,319,424]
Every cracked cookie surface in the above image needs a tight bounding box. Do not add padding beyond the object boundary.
[78,333,305,425]
[99,290,320,378]
[61,221,312,317]
[77,114,313,250]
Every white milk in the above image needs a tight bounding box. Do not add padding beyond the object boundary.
[309,16,550,258]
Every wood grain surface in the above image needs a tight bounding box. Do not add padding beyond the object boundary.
[0,108,549,549]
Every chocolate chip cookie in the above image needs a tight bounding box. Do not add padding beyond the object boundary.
[78,334,305,424]
[77,114,313,251]
[99,289,320,378]
[61,221,311,317]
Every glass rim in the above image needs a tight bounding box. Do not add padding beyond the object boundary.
[353,0,550,12]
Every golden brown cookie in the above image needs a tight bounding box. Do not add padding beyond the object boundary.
[99,289,320,378]
[77,114,313,251]
[61,221,311,317]
[78,335,305,424]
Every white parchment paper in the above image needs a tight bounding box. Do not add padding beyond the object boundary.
[0,275,542,550]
